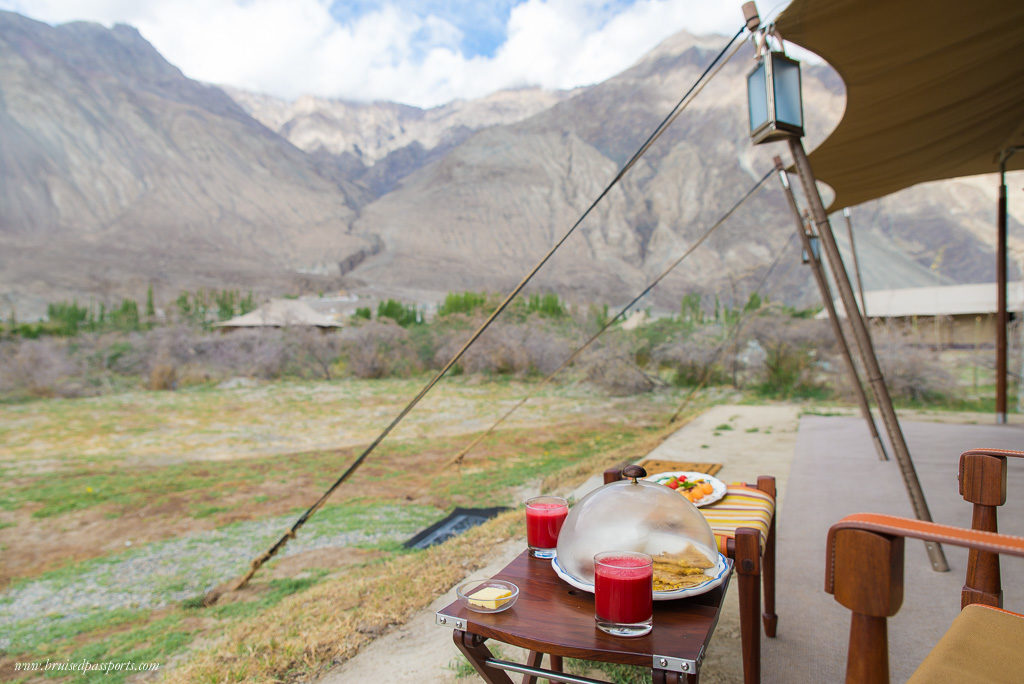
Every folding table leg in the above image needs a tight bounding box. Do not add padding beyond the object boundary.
[521,651,543,684]
[520,652,563,683]
[756,475,778,638]
[735,526,762,684]
[653,669,698,683]
[453,630,515,684]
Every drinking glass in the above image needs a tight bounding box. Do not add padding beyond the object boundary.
[594,551,653,637]
[525,496,568,558]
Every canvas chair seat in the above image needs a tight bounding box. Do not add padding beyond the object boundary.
[909,603,1024,683]
[704,484,775,554]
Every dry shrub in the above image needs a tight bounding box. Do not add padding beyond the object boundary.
[0,338,83,397]
[871,332,957,403]
[340,320,421,378]
[743,313,834,395]
[285,327,342,380]
[652,325,730,386]
[148,362,177,390]
[433,320,575,376]
[579,341,657,396]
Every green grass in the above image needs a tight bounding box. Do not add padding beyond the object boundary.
[436,426,658,507]
[0,379,698,681]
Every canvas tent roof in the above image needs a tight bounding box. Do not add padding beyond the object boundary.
[216,299,341,328]
[775,0,1024,211]
[822,281,1024,320]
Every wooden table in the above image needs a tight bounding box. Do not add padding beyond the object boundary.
[436,551,733,683]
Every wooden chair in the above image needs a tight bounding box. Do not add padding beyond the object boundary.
[958,447,1021,608]
[604,466,777,684]
[826,447,1024,683]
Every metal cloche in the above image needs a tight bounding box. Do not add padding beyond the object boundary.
[554,465,718,585]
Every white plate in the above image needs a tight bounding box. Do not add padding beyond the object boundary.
[551,552,730,600]
[644,471,727,507]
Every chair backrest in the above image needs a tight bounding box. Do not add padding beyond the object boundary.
[958,447,1021,608]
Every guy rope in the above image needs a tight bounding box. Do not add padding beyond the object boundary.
[210,23,751,601]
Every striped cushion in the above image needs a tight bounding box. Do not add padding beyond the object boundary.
[701,484,775,555]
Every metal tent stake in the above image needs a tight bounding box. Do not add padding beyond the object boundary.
[773,157,889,462]
[787,138,949,572]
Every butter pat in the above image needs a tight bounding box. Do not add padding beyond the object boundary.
[467,586,512,610]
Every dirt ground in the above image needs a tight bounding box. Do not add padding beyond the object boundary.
[318,403,803,684]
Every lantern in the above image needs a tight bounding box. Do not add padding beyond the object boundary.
[801,232,820,264]
[747,50,804,144]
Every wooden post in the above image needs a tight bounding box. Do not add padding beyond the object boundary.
[773,157,888,461]
[788,137,949,572]
[997,151,1013,424]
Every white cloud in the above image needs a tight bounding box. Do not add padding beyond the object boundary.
[0,0,764,107]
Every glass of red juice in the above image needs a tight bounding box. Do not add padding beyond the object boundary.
[594,551,654,637]
[525,496,568,558]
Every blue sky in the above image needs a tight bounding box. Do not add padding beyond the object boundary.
[0,1,789,107]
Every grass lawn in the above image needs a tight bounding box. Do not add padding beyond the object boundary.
[0,376,712,682]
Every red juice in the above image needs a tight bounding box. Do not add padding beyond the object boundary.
[594,555,653,625]
[525,501,568,549]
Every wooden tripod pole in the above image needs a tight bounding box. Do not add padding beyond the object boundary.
[773,157,889,461]
[788,138,949,572]
[843,208,869,317]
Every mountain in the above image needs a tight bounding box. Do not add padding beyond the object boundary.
[226,86,573,200]
[1,11,1020,318]
[237,30,1021,308]
[0,11,375,317]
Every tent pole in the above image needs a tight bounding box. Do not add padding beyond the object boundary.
[996,150,1015,424]
[843,208,868,317]
[788,137,949,572]
[773,157,889,461]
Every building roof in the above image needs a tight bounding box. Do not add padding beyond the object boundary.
[823,282,1024,320]
[776,0,1024,212]
[215,299,342,328]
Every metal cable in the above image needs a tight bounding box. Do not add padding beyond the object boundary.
[668,229,799,424]
[446,168,773,467]
[217,24,749,597]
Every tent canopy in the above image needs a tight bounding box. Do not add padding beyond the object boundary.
[775,0,1024,211]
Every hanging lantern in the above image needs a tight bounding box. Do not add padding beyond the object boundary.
[801,232,820,264]
[747,50,804,144]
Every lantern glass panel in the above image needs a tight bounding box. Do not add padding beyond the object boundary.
[771,55,803,129]
[747,62,768,135]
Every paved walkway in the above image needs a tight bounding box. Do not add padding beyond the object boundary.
[764,415,1024,682]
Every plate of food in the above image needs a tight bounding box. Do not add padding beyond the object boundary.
[552,548,730,600]
[644,471,727,507]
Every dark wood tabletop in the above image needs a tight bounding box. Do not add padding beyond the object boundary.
[437,550,733,667]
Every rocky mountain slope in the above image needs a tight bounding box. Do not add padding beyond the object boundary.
[236,29,1021,308]
[341,33,1009,305]
[1,11,1020,317]
[0,11,375,317]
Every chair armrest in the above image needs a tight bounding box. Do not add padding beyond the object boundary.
[826,513,1024,683]
[826,513,1024,595]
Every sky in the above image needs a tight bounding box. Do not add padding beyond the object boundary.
[0,0,792,108]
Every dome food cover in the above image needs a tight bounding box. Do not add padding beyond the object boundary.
[555,465,719,589]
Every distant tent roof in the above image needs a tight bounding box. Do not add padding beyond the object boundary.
[821,282,1024,320]
[775,0,1024,211]
[216,299,342,328]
